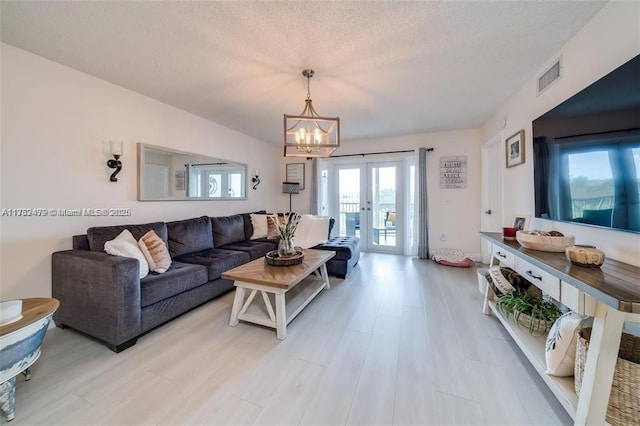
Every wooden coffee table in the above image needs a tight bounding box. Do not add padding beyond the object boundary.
[223,249,335,340]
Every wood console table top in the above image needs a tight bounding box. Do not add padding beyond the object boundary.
[481,232,640,313]
[0,298,59,337]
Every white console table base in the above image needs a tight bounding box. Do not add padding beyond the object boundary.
[480,232,640,425]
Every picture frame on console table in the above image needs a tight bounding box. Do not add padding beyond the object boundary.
[513,214,530,231]
[506,129,525,168]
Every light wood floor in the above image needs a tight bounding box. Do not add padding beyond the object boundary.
[9,253,571,425]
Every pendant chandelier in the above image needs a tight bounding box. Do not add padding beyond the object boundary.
[284,69,340,158]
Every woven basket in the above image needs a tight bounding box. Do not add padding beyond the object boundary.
[515,312,555,336]
[575,328,640,425]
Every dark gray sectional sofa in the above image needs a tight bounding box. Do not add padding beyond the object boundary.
[52,212,359,352]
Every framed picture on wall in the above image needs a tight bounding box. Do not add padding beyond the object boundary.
[505,129,525,168]
[286,163,305,190]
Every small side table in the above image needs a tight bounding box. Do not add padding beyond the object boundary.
[0,298,59,421]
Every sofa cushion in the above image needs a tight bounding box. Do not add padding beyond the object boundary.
[210,214,246,247]
[293,215,330,249]
[249,214,269,239]
[545,311,584,377]
[267,214,287,239]
[167,216,213,258]
[219,240,277,260]
[87,221,167,252]
[140,261,208,307]
[241,211,267,240]
[104,230,149,278]
[175,248,250,281]
[138,230,172,273]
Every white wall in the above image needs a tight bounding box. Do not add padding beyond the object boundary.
[482,1,640,267]
[314,129,483,256]
[0,43,282,300]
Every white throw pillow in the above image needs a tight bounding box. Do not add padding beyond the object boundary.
[293,215,330,249]
[250,214,269,239]
[545,311,584,376]
[104,230,149,279]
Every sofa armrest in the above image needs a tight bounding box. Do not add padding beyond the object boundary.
[52,250,142,349]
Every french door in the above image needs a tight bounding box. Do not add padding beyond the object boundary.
[336,161,403,253]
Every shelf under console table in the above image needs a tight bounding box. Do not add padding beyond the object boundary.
[479,232,640,425]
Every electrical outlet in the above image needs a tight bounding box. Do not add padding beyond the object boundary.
[440,233,446,241]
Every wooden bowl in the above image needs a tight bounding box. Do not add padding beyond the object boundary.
[516,231,575,252]
[566,246,605,268]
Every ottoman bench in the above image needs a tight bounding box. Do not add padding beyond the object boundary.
[313,236,360,278]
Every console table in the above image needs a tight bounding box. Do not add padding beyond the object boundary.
[480,232,640,425]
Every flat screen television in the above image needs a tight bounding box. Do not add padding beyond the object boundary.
[532,54,640,234]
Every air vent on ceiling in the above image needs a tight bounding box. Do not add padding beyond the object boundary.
[537,58,561,95]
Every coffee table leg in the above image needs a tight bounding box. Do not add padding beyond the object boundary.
[275,292,287,340]
[319,264,330,290]
[229,286,245,327]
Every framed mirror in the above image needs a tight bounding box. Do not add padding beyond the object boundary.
[138,143,247,201]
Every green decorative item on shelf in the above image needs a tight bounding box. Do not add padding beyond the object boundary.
[496,290,562,335]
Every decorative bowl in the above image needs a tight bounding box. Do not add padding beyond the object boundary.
[265,250,304,266]
[0,300,23,326]
[516,230,575,252]
[566,246,606,268]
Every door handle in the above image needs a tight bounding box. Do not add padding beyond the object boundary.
[485,209,492,215]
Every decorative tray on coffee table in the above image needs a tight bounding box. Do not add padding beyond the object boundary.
[265,249,305,266]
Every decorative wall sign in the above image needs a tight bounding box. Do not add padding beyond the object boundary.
[286,163,305,190]
[440,156,467,189]
[506,129,525,168]
[175,170,185,191]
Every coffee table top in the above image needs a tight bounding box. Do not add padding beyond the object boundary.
[0,298,59,337]
[222,249,335,290]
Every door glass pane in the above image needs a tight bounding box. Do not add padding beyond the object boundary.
[338,168,360,237]
[371,166,396,247]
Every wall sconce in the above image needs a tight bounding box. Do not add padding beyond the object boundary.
[252,168,261,190]
[107,141,123,182]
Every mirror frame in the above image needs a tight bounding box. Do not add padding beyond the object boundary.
[137,143,248,201]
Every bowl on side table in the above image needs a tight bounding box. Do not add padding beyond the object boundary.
[516,230,575,252]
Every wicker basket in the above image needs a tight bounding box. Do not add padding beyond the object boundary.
[511,312,554,335]
[575,328,640,425]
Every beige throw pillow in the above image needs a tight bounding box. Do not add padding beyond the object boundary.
[250,214,269,239]
[138,230,172,273]
[104,230,149,278]
[267,215,285,239]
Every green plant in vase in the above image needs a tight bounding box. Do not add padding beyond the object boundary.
[496,290,562,335]
[270,213,300,257]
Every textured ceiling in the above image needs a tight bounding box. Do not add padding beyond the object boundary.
[0,1,606,145]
